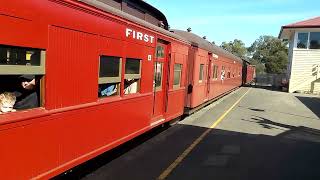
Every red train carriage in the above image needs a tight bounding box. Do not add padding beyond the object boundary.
[0,0,189,179]
[172,30,242,113]
[246,65,256,84]
[242,59,256,84]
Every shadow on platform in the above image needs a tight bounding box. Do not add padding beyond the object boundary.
[249,84,285,92]
[53,115,320,180]
[296,96,320,118]
[167,117,320,180]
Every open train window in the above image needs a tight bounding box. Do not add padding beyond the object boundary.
[199,64,204,82]
[173,64,182,89]
[0,45,45,114]
[124,58,141,94]
[154,62,163,91]
[98,56,121,98]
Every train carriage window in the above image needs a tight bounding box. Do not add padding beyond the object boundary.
[211,64,214,79]
[199,64,204,82]
[124,58,141,94]
[0,45,46,113]
[174,64,182,89]
[212,65,218,79]
[154,62,163,90]
[0,45,45,72]
[221,66,225,80]
[98,56,122,98]
[156,45,164,58]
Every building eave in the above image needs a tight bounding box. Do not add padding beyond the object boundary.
[279,26,320,40]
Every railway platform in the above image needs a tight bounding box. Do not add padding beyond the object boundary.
[56,87,320,180]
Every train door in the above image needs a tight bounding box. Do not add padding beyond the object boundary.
[205,54,212,100]
[151,41,168,123]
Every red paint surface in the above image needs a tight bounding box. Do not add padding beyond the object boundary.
[0,1,245,179]
[246,65,256,84]
[283,16,320,28]
[152,42,167,121]
[185,47,243,109]
[0,1,188,179]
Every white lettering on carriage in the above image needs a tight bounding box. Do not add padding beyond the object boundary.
[126,28,155,44]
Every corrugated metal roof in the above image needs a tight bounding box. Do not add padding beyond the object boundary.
[171,29,212,52]
[279,16,320,39]
[283,16,320,28]
[171,30,242,62]
[132,0,169,30]
[77,0,189,44]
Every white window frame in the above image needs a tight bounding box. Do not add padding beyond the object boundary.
[294,31,320,50]
[295,32,309,49]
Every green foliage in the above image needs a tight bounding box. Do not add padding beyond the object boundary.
[219,36,288,74]
[220,39,247,59]
[250,58,266,74]
[248,36,288,74]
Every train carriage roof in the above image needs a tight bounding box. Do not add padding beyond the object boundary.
[78,0,189,44]
[171,30,242,63]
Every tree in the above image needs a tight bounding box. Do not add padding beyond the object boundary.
[250,58,266,74]
[220,39,247,59]
[248,36,288,74]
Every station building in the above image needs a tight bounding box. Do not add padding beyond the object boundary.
[279,16,320,93]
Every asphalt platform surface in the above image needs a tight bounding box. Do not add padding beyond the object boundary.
[54,87,320,180]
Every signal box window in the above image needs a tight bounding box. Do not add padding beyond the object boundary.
[174,64,182,89]
[297,33,308,49]
[309,32,320,49]
[0,45,46,113]
[98,56,121,98]
[154,62,163,91]
[199,64,204,82]
[124,58,141,94]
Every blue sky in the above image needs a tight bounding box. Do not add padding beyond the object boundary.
[146,0,320,47]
